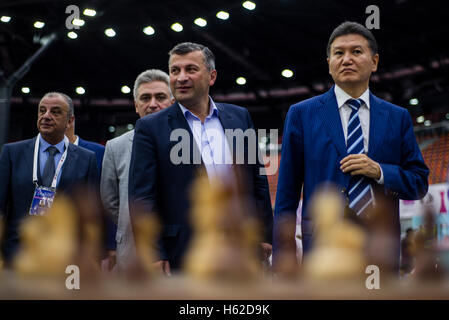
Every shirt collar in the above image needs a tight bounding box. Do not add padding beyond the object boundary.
[39,135,67,154]
[334,84,370,110]
[179,96,219,121]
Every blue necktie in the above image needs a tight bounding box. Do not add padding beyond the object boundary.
[42,146,59,187]
[346,98,373,215]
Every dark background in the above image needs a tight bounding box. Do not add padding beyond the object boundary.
[1,0,447,143]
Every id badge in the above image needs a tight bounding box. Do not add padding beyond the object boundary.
[29,185,56,216]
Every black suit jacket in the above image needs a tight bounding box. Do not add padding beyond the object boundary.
[129,102,273,269]
[0,137,98,263]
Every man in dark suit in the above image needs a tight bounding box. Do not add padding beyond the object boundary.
[273,22,429,270]
[0,92,98,265]
[129,42,273,275]
[65,116,117,271]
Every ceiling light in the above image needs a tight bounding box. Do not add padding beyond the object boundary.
[76,87,85,95]
[108,126,116,133]
[83,9,96,17]
[242,1,256,10]
[1,16,11,23]
[21,87,30,94]
[236,77,246,85]
[105,28,116,37]
[409,98,419,105]
[424,120,431,127]
[194,18,207,27]
[121,86,131,94]
[72,18,85,27]
[416,116,425,123]
[127,124,134,130]
[171,23,183,32]
[216,11,230,20]
[34,21,45,29]
[67,31,78,39]
[143,26,155,35]
[282,69,294,78]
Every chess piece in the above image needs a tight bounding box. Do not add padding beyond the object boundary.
[184,171,262,281]
[302,185,367,281]
[124,204,160,281]
[411,205,444,281]
[272,214,300,279]
[14,194,77,277]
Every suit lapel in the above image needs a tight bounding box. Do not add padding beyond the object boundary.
[317,87,347,158]
[368,93,389,159]
[27,138,37,183]
[168,103,202,166]
[59,144,78,187]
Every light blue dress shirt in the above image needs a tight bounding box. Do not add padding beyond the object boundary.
[179,98,232,180]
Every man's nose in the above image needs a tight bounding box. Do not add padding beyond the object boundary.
[342,52,353,64]
[149,97,159,110]
[177,70,188,82]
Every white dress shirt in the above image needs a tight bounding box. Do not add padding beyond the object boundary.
[334,85,384,184]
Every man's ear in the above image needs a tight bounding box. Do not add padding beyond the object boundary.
[209,69,217,86]
[67,115,75,128]
[372,53,379,72]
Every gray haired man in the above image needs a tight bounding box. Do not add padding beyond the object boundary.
[100,69,174,272]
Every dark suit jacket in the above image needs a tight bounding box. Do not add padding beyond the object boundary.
[274,87,429,264]
[129,102,273,269]
[77,137,117,251]
[0,136,98,263]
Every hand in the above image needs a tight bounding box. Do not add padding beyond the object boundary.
[153,260,171,276]
[340,154,381,180]
[260,242,272,261]
[101,250,117,273]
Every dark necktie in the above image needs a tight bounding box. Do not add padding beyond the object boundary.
[346,98,373,216]
[42,146,59,187]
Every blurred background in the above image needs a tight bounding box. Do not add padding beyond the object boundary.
[1,0,448,258]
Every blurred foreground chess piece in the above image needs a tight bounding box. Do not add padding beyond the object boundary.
[13,195,78,277]
[69,187,104,280]
[184,172,261,281]
[272,215,300,279]
[0,220,3,272]
[123,204,160,281]
[410,205,445,281]
[302,186,367,281]
[362,192,399,280]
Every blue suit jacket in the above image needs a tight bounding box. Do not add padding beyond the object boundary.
[129,102,273,269]
[77,137,117,251]
[274,87,429,258]
[0,137,98,263]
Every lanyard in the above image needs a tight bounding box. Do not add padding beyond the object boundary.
[33,133,69,189]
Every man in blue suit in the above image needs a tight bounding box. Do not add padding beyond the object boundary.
[0,92,98,265]
[129,42,273,275]
[273,22,429,270]
[65,118,117,271]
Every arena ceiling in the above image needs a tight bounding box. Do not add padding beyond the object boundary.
[0,0,447,141]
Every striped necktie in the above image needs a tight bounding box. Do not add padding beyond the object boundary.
[346,98,373,216]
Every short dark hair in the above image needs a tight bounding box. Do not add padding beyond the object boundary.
[169,42,215,71]
[327,21,378,57]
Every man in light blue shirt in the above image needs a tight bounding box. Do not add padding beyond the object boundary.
[129,42,273,274]
[0,92,98,265]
